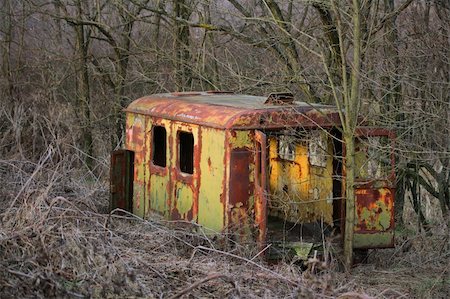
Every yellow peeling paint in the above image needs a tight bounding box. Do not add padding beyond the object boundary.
[198,128,226,232]
[268,132,333,224]
[144,118,152,217]
[128,111,335,235]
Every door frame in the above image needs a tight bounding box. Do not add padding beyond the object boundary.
[254,130,268,246]
[342,127,396,249]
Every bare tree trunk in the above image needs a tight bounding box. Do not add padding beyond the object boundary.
[153,0,165,73]
[343,132,356,269]
[113,57,129,148]
[174,0,192,90]
[263,0,319,102]
[343,0,362,270]
[314,2,343,93]
[383,0,405,226]
[74,0,94,170]
[200,0,219,90]
[1,0,14,102]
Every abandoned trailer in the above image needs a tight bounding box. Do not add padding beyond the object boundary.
[110,91,396,256]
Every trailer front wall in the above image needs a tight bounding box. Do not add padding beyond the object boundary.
[127,113,229,233]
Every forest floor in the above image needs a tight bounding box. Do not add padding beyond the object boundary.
[0,158,449,298]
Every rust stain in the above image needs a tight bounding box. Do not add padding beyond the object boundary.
[221,133,229,228]
[229,148,251,208]
[171,206,181,220]
[355,187,394,232]
[192,126,202,221]
[125,93,342,130]
[254,130,268,246]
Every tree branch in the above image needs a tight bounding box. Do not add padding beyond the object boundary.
[372,0,414,34]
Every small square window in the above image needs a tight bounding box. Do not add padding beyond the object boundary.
[179,131,194,174]
[308,130,328,168]
[278,135,296,161]
[152,126,166,167]
[355,136,390,179]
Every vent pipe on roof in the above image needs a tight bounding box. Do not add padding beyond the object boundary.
[264,92,294,105]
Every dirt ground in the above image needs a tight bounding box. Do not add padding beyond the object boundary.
[0,161,449,298]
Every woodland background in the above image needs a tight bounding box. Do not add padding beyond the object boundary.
[0,0,449,298]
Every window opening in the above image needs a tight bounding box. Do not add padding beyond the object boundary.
[308,130,329,168]
[152,126,166,167]
[179,131,194,174]
[276,130,307,162]
[355,136,390,179]
[278,135,296,161]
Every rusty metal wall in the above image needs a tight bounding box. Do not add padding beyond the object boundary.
[226,130,256,239]
[354,187,395,248]
[168,122,200,221]
[110,149,134,212]
[124,104,395,249]
[351,131,395,248]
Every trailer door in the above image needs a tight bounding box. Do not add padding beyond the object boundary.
[110,149,134,212]
[353,128,396,249]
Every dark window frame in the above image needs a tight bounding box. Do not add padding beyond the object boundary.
[178,131,194,175]
[277,135,296,162]
[152,125,167,168]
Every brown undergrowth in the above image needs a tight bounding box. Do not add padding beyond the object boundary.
[0,152,448,298]
[349,231,450,298]
[0,152,355,298]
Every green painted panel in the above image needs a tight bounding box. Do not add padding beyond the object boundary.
[354,231,394,248]
[150,174,169,215]
[174,181,194,217]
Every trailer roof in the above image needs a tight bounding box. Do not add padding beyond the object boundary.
[125,92,341,129]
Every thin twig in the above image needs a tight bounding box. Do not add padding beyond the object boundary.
[168,273,230,299]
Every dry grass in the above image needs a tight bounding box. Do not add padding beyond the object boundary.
[0,152,362,298]
[0,143,448,298]
[349,233,450,298]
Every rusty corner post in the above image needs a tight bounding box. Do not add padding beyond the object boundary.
[254,130,268,249]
